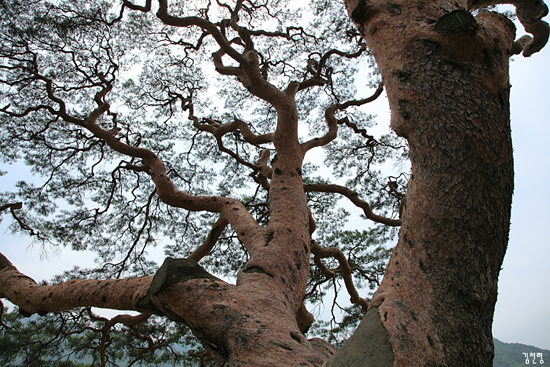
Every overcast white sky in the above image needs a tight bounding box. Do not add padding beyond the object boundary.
[492,36,550,350]
[1,10,549,351]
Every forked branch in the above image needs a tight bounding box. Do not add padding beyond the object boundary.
[310,240,369,312]
[304,183,401,226]
[303,83,384,151]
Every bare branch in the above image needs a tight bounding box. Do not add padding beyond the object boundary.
[304,183,401,227]
[310,240,369,312]
[0,202,42,238]
[302,83,384,151]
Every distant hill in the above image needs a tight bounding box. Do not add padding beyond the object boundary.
[494,338,548,367]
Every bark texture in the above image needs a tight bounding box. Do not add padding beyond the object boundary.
[329,0,530,365]
[0,253,152,315]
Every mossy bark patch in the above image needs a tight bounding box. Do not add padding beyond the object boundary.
[325,307,394,367]
[136,258,220,311]
[435,10,479,34]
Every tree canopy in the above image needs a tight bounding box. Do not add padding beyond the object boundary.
[0,0,406,364]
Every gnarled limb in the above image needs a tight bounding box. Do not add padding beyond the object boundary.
[304,183,401,226]
[299,45,368,91]
[1,51,265,255]
[467,0,549,56]
[196,117,274,146]
[303,83,384,151]
[310,241,369,312]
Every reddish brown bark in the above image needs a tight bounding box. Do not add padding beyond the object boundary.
[326,1,547,366]
[0,69,333,365]
[0,252,152,314]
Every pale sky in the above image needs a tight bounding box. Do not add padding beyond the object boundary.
[1,11,549,352]
[492,38,550,350]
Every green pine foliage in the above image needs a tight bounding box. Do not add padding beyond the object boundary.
[0,0,405,363]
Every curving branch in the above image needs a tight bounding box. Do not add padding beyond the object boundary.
[310,240,369,312]
[0,202,42,238]
[87,310,163,367]
[191,113,274,170]
[200,117,274,146]
[122,0,153,12]
[298,45,368,92]
[302,83,384,151]
[468,0,549,56]
[304,182,402,227]
[59,308,160,367]
[156,0,245,63]
[156,0,292,108]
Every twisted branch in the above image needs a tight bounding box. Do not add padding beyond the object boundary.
[468,0,549,56]
[303,83,384,151]
[188,216,229,262]
[310,241,369,312]
[304,183,401,226]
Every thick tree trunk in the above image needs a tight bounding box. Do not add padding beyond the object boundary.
[329,1,517,365]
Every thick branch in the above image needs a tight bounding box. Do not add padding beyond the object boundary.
[304,183,401,227]
[212,47,288,107]
[250,148,272,191]
[188,216,229,262]
[122,0,152,12]
[0,202,22,213]
[198,117,274,146]
[0,252,152,315]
